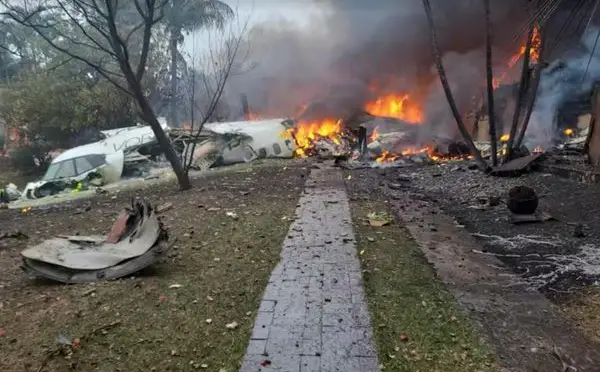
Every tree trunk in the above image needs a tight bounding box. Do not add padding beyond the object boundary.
[422,0,489,172]
[505,24,534,161]
[168,26,179,127]
[484,0,498,166]
[127,75,191,190]
[515,28,546,149]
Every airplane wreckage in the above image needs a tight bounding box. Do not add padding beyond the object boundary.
[17,118,296,201]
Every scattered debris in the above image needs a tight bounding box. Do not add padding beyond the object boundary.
[226,211,239,220]
[20,199,170,284]
[490,153,545,177]
[57,334,73,346]
[225,321,238,330]
[168,284,183,289]
[507,186,539,215]
[367,212,393,227]
[0,230,28,240]
[82,288,96,297]
[260,360,272,367]
[156,202,173,213]
[573,224,586,238]
[510,212,555,225]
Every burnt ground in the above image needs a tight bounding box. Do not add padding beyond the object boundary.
[0,162,309,372]
[378,161,600,294]
[344,160,600,371]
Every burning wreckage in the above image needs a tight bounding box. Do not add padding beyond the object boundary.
[16,118,296,201]
[13,106,479,205]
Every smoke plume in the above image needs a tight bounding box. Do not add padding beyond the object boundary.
[528,26,600,148]
[223,0,533,139]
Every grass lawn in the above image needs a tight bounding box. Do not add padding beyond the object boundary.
[350,198,498,372]
[0,163,307,372]
[560,287,600,345]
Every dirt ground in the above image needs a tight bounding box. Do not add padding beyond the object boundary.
[0,162,308,372]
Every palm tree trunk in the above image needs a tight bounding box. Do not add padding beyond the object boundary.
[515,28,546,149]
[422,0,489,171]
[505,24,534,161]
[168,26,179,127]
[484,0,498,166]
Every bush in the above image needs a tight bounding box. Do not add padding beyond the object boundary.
[10,144,52,175]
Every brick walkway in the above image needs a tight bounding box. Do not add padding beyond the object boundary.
[240,168,380,372]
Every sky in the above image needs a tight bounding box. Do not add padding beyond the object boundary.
[182,0,332,60]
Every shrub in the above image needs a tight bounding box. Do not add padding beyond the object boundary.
[10,143,53,175]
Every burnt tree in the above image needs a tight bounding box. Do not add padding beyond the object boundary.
[2,0,192,190]
[422,0,489,172]
[484,0,498,166]
[514,26,546,150]
[505,24,534,161]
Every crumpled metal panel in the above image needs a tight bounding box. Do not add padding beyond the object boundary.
[21,200,170,283]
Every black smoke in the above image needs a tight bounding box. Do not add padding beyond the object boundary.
[222,0,534,138]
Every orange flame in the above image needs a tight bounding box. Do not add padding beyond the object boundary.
[370,127,380,142]
[283,118,343,157]
[508,24,541,68]
[364,94,423,124]
[493,25,541,89]
[375,145,473,163]
[376,151,398,163]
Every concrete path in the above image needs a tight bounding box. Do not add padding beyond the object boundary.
[240,168,380,372]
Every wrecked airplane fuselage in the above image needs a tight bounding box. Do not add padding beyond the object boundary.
[19,118,296,200]
[20,123,166,200]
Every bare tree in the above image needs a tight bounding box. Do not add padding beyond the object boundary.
[1,0,192,190]
[181,17,250,173]
[422,0,489,171]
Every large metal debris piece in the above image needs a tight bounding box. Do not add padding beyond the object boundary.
[21,199,170,284]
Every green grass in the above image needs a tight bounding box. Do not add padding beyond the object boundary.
[351,200,498,372]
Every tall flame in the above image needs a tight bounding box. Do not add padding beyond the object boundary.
[492,25,541,90]
[508,24,541,68]
[364,94,423,124]
[283,118,343,157]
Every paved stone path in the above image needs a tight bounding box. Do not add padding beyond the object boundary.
[240,168,380,372]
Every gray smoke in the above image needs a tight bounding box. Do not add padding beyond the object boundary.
[527,27,600,148]
[222,0,531,139]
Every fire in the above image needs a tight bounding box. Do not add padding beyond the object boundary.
[370,127,380,142]
[499,134,510,142]
[493,77,502,89]
[493,25,542,89]
[375,145,472,163]
[283,118,343,157]
[508,24,541,68]
[564,128,574,136]
[247,112,262,120]
[364,94,423,124]
[376,151,398,163]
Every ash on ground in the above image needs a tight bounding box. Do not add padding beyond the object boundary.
[346,160,600,296]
